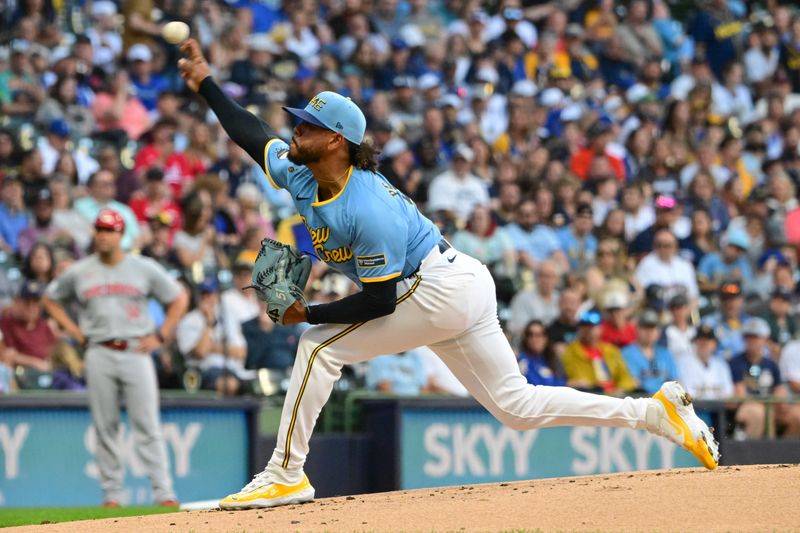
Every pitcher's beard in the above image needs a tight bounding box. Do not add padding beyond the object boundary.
[288,140,324,166]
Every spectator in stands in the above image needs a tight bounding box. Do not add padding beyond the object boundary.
[129,168,181,231]
[730,317,800,438]
[585,237,639,303]
[634,228,699,306]
[0,176,28,254]
[0,280,57,389]
[234,183,274,239]
[209,139,260,200]
[35,74,95,138]
[570,119,625,182]
[175,278,250,396]
[628,194,680,258]
[426,144,488,228]
[141,212,179,270]
[547,287,582,356]
[616,0,663,67]
[663,293,696,361]
[705,280,750,360]
[127,44,169,112]
[91,69,151,144]
[134,117,193,199]
[600,290,637,348]
[562,309,636,394]
[621,182,655,242]
[621,309,678,394]
[508,260,560,340]
[222,251,260,329]
[38,119,99,185]
[366,349,429,395]
[49,176,93,252]
[173,189,221,277]
[697,229,752,293]
[517,319,565,387]
[450,204,516,303]
[21,243,55,286]
[764,287,797,351]
[678,323,734,400]
[243,299,301,372]
[505,199,567,273]
[679,206,717,268]
[558,203,597,272]
[689,0,744,80]
[17,188,79,259]
[74,170,140,251]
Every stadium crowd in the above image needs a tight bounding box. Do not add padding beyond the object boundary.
[1,0,800,438]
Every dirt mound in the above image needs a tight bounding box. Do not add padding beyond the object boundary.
[10,464,799,533]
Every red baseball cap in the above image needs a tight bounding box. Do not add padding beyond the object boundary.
[95,208,125,232]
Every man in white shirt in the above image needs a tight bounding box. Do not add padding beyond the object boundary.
[664,293,696,361]
[426,144,489,226]
[221,251,261,329]
[38,119,100,184]
[678,324,734,400]
[634,229,699,307]
[622,182,655,242]
[742,24,780,85]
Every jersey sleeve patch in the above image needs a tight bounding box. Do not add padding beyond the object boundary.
[264,138,295,190]
[357,254,387,269]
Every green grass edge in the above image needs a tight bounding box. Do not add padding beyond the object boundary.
[0,506,179,528]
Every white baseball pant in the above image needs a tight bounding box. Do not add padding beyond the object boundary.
[266,245,651,484]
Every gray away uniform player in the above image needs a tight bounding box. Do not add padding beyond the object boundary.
[43,208,188,506]
[175,38,719,510]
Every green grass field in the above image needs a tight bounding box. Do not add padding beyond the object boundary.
[0,506,179,528]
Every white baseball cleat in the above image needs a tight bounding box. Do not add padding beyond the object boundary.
[219,471,315,509]
[645,381,720,470]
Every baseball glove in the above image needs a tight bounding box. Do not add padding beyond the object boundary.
[246,238,312,324]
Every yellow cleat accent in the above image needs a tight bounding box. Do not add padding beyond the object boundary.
[219,473,315,509]
[651,381,720,470]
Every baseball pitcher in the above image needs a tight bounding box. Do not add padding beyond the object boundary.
[178,39,719,510]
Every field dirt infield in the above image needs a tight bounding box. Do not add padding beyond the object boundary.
[10,464,800,533]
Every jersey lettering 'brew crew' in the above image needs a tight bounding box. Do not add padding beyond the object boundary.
[262,139,441,286]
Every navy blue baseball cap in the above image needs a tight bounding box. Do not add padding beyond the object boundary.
[198,277,219,293]
[283,91,367,146]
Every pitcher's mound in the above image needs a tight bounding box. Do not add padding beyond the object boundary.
[11,464,800,533]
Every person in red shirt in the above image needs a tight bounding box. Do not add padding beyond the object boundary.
[134,117,194,199]
[0,280,58,388]
[600,290,638,347]
[570,119,626,182]
[129,168,182,233]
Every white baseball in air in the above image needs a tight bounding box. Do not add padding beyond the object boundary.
[162,21,190,45]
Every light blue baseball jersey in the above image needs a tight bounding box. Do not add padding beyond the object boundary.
[263,139,442,286]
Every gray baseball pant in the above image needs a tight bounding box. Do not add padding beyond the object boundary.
[85,345,175,503]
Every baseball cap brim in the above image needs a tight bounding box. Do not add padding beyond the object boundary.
[282,106,330,131]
